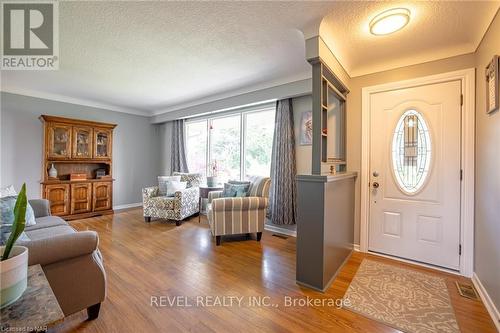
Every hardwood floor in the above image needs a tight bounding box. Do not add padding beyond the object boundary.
[53,208,496,333]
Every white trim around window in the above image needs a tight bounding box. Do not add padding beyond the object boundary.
[185,102,276,180]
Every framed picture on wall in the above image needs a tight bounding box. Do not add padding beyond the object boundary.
[299,111,312,145]
[486,55,499,114]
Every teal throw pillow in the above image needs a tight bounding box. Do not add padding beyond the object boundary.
[222,183,249,198]
[0,195,36,227]
[0,225,30,246]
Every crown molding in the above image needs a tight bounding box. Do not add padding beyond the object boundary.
[151,77,312,123]
[151,71,312,116]
[1,73,312,119]
[0,87,151,117]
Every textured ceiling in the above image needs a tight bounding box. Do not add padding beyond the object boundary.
[1,1,499,115]
[1,1,333,115]
[320,1,499,77]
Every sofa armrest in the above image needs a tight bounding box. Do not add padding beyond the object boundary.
[29,199,51,218]
[174,186,199,203]
[142,186,159,201]
[208,191,223,203]
[20,231,99,266]
[211,197,268,211]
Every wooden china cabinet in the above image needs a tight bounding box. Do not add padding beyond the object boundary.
[40,115,116,220]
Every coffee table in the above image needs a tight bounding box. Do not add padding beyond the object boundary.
[1,264,64,332]
[199,185,223,222]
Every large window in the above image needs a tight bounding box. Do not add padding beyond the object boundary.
[210,115,241,180]
[244,110,275,178]
[185,106,275,182]
[185,120,208,176]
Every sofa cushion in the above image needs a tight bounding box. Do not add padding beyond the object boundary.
[247,176,271,197]
[1,195,37,227]
[25,216,68,231]
[222,183,249,197]
[166,181,187,196]
[158,176,181,196]
[229,180,251,196]
[0,185,34,244]
[26,225,75,241]
[0,185,17,197]
[173,172,203,188]
[0,227,30,245]
[29,199,51,218]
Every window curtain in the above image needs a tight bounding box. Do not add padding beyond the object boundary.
[171,119,189,173]
[269,99,297,225]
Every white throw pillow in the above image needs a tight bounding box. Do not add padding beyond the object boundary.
[0,185,17,198]
[158,176,181,195]
[166,181,187,197]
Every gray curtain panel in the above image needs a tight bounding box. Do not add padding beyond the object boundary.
[269,99,297,225]
[171,119,189,173]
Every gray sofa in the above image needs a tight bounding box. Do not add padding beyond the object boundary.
[17,199,106,320]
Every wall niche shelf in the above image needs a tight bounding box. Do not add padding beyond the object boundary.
[317,68,348,173]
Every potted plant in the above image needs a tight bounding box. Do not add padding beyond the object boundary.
[0,183,28,309]
[206,160,219,187]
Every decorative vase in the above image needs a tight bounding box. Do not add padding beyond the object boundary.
[206,176,218,187]
[48,163,58,178]
[0,246,28,308]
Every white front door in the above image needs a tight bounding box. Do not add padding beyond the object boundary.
[369,80,462,270]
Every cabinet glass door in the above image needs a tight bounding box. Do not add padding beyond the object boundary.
[72,126,93,158]
[48,124,71,159]
[94,128,112,159]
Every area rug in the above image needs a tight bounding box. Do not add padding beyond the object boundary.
[342,259,460,333]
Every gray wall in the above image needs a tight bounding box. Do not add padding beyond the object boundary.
[474,11,500,310]
[0,92,161,206]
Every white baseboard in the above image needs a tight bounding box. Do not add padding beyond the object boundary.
[113,202,142,211]
[472,273,500,332]
[353,244,360,252]
[264,224,296,237]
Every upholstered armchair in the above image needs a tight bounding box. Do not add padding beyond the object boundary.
[142,173,201,226]
[207,176,271,245]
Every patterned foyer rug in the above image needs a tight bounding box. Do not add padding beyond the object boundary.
[342,259,460,333]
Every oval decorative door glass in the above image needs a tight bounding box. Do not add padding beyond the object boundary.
[391,110,432,194]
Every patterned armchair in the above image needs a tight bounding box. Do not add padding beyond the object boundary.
[207,176,271,245]
[142,173,202,226]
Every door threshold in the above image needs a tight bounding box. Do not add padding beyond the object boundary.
[367,250,463,277]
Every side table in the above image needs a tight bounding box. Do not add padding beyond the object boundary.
[199,185,223,223]
[1,264,64,332]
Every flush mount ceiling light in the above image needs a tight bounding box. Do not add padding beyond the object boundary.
[370,8,411,36]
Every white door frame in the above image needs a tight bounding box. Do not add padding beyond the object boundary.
[360,68,475,277]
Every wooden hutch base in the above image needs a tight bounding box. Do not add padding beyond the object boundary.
[40,115,116,220]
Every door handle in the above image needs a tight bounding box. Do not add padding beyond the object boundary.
[373,182,380,189]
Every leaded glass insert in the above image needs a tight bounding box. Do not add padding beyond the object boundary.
[391,110,432,194]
